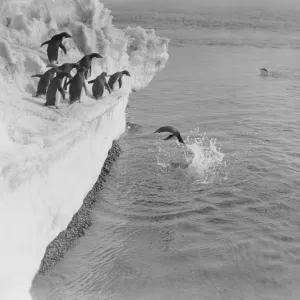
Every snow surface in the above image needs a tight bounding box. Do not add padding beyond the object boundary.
[0,0,169,299]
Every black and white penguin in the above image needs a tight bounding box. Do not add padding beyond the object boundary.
[40,32,72,63]
[64,67,88,104]
[153,126,185,144]
[77,53,103,80]
[31,67,58,97]
[88,72,111,99]
[107,70,131,91]
[45,71,72,108]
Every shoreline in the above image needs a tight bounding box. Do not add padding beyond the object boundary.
[37,140,122,275]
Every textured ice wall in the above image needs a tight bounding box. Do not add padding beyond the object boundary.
[0,0,169,299]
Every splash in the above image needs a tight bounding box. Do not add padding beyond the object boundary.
[155,129,225,184]
[186,131,225,183]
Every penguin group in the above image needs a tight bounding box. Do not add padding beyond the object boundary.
[32,32,131,109]
[34,32,186,144]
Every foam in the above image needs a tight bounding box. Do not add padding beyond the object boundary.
[0,0,169,299]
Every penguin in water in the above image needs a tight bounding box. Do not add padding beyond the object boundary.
[88,72,111,99]
[45,71,72,109]
[40,32,72,64]
[153,126,185,144]
[77,53,103,80]
[107,70,131,91]
[64,67,88,104]
[31,67,58,97]
[47,62,80,90]
[260,68,269,76]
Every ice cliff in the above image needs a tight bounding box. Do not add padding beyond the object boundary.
[0,0,169,299]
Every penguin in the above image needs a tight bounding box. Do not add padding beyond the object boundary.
[77,53,103,80]
[64,67,88,104]
[45,71,72,108]
[107,70,131,91]
[47,62,80,90]
[40,32,72,64]
[153,126,185,144]
[260,68,269,76]
[31,67,58,97]
[88,72,111,99]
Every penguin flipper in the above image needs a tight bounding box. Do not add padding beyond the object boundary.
[31,74,43,78]
[57,85,65,100]
[164,134,175,141]
[40,40,50,47]
[105,82,111,93]
[118,78,122,89]
[88,79,95,84]
[64,78,73,88]
[59,43,67,55]
[83,81,88,95]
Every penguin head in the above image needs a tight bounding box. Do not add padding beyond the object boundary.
[100,72,108,77]
[61,32,72,39]
[260,68,268,76]
[91,53,103,59]
[72,63,80,71]
[122,70,131,77]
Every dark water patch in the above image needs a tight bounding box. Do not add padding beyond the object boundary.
[207,217,229,224]
[270,233,300,244]
[168,161,190,169]
[216,196,258,209]
[261,250,283,261]
[208,190,235,199]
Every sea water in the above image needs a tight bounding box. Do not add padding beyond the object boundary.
[32,2,300,299]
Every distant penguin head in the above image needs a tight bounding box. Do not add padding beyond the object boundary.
[91,53,103,59]
[260,68,268,76]
[61,32,72,39]
[122,70,131,77]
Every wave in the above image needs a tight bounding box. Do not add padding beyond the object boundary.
[0,0,169,299]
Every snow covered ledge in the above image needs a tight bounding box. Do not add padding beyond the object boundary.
[0,92,128,300]
[0,0,169,298]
